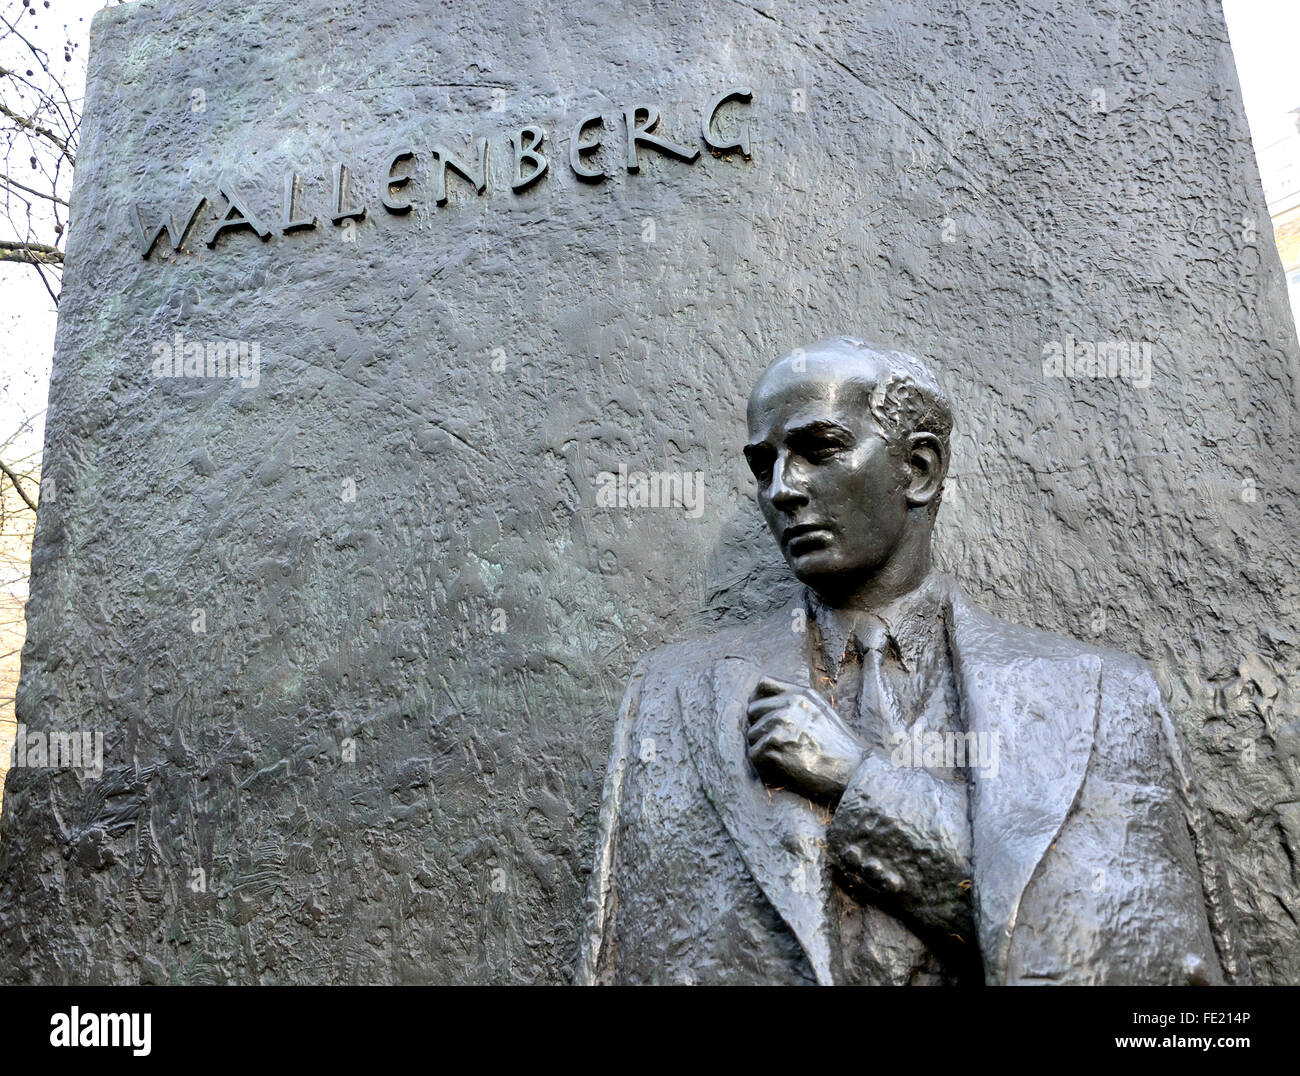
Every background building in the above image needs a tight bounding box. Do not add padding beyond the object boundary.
[1259,108,1300,328]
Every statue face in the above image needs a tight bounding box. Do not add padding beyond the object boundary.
[744,355,912,597]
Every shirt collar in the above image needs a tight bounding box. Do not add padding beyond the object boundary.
[804,571,950,680]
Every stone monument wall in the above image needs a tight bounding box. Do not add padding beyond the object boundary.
[1,0,1296,983]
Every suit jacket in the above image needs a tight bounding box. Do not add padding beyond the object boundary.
[578,578,1247,985]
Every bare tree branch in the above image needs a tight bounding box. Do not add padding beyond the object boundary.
[32,257,59,303]
[1,170,67,205]
[0,459,37,513]
[0,237,63,265]
[0,99,75,165]
[0,239,61,254]
[0,250,62,264]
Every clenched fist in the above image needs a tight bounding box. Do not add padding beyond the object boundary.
[746,676,867,802]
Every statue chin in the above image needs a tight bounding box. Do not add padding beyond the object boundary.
[785,555,888,601]
[783,559,845,595]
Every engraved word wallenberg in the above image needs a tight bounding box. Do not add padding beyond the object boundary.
[579,336,1249,986]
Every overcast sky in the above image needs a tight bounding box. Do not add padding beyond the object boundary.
[0,0,1296,466]
[0,0,102,466]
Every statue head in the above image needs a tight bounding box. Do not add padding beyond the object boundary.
[744,336,953,607]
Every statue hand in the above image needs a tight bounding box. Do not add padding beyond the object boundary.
[746,675,866,802]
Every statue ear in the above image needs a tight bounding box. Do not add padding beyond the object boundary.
[904,431,948,508]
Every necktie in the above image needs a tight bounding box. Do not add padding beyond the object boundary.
[855,624,905,749]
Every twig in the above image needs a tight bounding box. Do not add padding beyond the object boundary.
[0,459,37,513]
[0,171,67,205]
[0,100,76,166]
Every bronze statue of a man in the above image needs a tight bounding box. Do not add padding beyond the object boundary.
[579,336,1246,985]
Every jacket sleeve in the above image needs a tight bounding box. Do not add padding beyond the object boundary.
[825,749,976,948]
[575,659,647,985]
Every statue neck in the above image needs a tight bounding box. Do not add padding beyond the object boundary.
[809,521,934,616]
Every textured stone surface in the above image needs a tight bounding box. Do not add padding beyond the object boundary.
[0,0,1296,983]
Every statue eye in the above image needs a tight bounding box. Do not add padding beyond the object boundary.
[744,445,774,479]
[803,439,846,462]
[789,426,852,463]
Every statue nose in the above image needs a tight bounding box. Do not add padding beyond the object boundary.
[768,458,809,511]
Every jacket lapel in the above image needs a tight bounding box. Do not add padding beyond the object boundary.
[680,598,837,985]
[947,588,1101,984]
